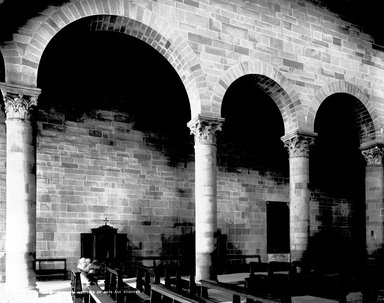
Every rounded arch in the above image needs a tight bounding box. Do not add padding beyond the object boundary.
[308,80,380,146]
[2,0,204,117]
[211,60,305,134]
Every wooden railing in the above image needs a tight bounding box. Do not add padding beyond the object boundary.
[199,279,290,303]
[150,284,204,303]
[104,267,139,302]
[246,261,350,303]
[71,266,140,303]
[88,284,115,303]
[71,268,90,303]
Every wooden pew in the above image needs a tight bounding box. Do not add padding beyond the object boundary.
[104,267,139,302]
[135,264,153,294]
[71,268,90,303]
[88,284,116,303]
[223,255,262,274]
[154,264,196,296]
[134,264,152,303]
[150,283,205,303]
[200,279,290,303]
[245,260,270,295]
[36,258,67,280]
[132,255,185,270]
[246,261,348,303]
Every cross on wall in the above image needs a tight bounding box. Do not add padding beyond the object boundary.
[103,217,110,226]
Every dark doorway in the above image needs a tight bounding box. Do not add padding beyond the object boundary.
[267,201,289,254]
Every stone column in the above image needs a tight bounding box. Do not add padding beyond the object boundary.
[188,115,223,281]
[361,144,384,256]
[0,83,40,299]
[282,131,316,262]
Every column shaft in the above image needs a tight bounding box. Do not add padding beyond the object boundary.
[365,165,384,255]
[282,132,315,262]
[5,119,36,290]
[362,146,384,256]
[195,143,217,281]
[289,156,310,261]
[0,83,40,297]
[188,115,223,281]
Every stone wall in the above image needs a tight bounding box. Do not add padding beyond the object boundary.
[35,108,196,269]
[217,169,289,259]
[33,107,293,268]
[0,0,379,279]
[3,0,384,126]
[0,106,362,278]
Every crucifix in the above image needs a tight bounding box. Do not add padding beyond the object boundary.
[103,217,109,226]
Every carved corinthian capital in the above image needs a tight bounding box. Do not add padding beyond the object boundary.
[0,82,41,120]
[3,93,38,120]
[187,115,224,145]
[361,145,384,166]
[282,132,316,158]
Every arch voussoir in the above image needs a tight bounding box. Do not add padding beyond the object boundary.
[211,59,304,135]
[308,80,380,145]
[2,0,205,117]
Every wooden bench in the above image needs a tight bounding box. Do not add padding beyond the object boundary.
[223,254,262,274]
[150,283,204,303]
[104,267,139,302]
[132,255,184,266]
[88,284,115,303]
[133,259,192,303]
[245,261,348,303]
[200,279,290,303]
[71,268,90,303]
[36,258,67,280]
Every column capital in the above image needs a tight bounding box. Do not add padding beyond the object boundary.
[361,144,384,166]
[281,131,317,158]
[0,82,41,120]
[187,115,224,145]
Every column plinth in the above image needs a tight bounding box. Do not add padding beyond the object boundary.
[361,145,384,256]
[0,82,40,296]
[282,131,316,262]
[188,115,223,281]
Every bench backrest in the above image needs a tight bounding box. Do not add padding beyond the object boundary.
[71,268,90,303]
[150,284,202,303]
[105,267,123,294]
[88,284,116,303]
[136,264,153,294]
[200,279,289,303]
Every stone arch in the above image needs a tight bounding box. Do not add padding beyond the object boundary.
[308,80,380,146]
[211,60,304,134]
[2,0,204,117]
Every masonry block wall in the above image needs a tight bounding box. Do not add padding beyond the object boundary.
[33,107,294,268]
[35,108,196,269]
[0,108,361,278]
[1,0,382,278]
[3,0,384,117]
[217,170,289,259]
[34,108,359,269]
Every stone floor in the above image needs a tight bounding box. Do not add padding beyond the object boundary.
[0,280,72,303]
[36,280,73,303]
